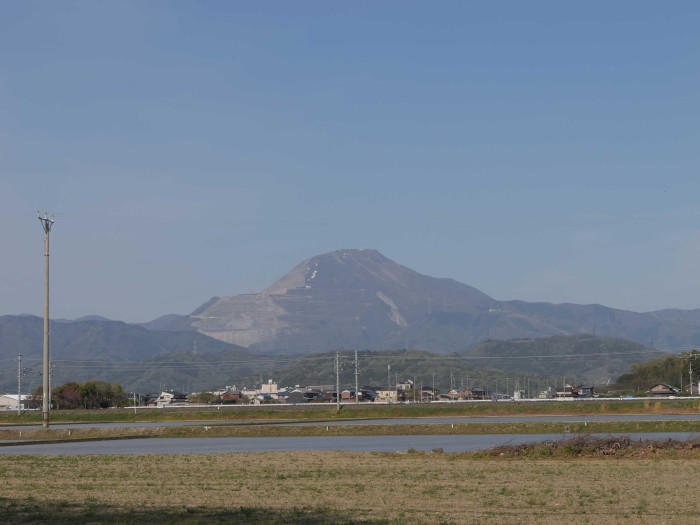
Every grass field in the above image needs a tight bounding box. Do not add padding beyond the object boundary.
[1,447,699,524]
[1,398,699,426]
[1,419,699,443]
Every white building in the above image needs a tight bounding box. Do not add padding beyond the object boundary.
[155,391,188,407]
[0,394,30,411]
[260,379,279,397]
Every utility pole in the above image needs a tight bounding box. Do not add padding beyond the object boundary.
[689,356,693,396]
[432,372,435,402]
[413,376,416,403]
[387,362,391,389]
[49,360,54,410]
[17,353,22,416]
[335,351,340,411]
[38,211,54,429]
[354,350,359,404]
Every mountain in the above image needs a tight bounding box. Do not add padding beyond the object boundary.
[185,249,700,354]
[5,248,700,392]
[73,315,112,322]
[460,334,663,384]
[139,314,194,332]
[0,314,249,392]
[0,315,241,363]
[190,249,495,353]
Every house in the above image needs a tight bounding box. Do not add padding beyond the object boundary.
[252,393,277,404]
[464,387,488,400]
[286,391,308,404]
[374,387,399,403]
[241,387,258,399]
[306,385,334,392]
[439,390,461,401]
[646,383,680,395]
[156,391,188,407]
[260,380,279,399]
[420,388,437,401]
[556,384,575,398]
[341,389,356,401]
[396,379,413,392]
[457,387,487,400]
[143,393,161,407]
[555,384,595,398]
[538,387,555,399]
[302,388,324,402]
[0,394,30,411]
[221,392,241,403]
[578,386,595,397]
[360,388,377,402]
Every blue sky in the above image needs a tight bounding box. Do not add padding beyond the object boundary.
[1,1,698,321]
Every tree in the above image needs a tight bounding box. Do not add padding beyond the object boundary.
[188,392,221,404]
[52,382,82,409]
[32,381,127,409]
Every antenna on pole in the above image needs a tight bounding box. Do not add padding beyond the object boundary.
[37,211,54,429]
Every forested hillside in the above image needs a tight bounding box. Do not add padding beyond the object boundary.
[613,351,698,392]
[461,334,663,384]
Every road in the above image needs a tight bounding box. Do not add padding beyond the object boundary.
[0,432,696,455]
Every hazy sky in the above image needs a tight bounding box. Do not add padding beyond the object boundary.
[1,1,699,322]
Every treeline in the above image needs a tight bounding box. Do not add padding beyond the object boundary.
[33,381,127,409]
[613,351,698,391]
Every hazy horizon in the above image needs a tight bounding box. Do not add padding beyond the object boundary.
[2,2,699,322]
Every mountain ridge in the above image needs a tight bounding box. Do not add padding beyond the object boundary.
[184,249,700,354]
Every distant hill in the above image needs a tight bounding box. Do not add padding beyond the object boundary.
[235,349,559,394]
[0,315,241,363]
[0,329,659,393]
[139,314,194,332]
[11,348,557,394]
[460,334,663,384]
[176,249,700,354]
[0,315,247,393]
[61,315,113,323]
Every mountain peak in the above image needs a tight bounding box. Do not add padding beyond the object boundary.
[190,248,495,350]
[264,249,400,294]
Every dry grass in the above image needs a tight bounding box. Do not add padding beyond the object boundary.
[2,398,699,426]
[1,419,699,443]
[1,451,699,523]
